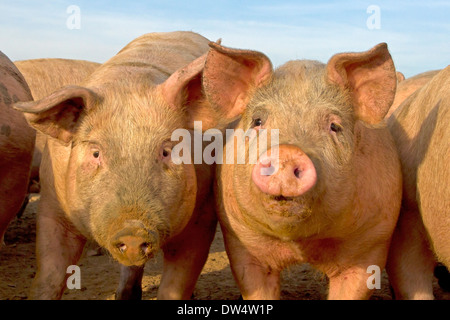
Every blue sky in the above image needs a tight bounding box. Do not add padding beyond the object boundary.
[0,0,448,77]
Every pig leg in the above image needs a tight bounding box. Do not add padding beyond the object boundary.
[325,244,390,300]
[224,232,281,300]
[386,209,435,300]
[157,204,217,300]
[30,196,86,299]
[115,265,144,300]
[326,266,376,300]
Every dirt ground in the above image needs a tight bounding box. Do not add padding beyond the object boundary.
[1,194,449,300]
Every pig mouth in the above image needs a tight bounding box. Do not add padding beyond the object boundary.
[271,195,294,202]
[113,253,151,267]
[262,194,313,219]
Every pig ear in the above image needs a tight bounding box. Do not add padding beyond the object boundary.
[203,42,273,124]
[13,85,100,144]
[159,43,272,130]
[326,43,396,124]
[159,54,218,128]
[396,71,405,83]
[160,54,206,111]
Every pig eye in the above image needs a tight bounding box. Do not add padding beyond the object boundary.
[330,122,342,133]
[253,118,263,127]
[160,142,173,163]
[161,147,172,160]
[93,151,100,158]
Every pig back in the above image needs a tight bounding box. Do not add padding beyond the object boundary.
[0,52,35,160]
[387,70,441,118]
[85,31,211,87]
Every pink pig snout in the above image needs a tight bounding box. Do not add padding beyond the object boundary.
[252,145,317,197]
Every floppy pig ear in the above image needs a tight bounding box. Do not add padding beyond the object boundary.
[326,43,397,124]
[203,42,273,125]
[159,54,214,127]
[160,43,273,130]
[13,85,100,144]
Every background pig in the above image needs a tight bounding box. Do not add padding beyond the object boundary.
[15,59,100,193]
[13,31,217,300]
[202,43,402,299]
[386,69,441,119]
[386,66,450,299]
[0,51,35,245]
[14,59,100,100]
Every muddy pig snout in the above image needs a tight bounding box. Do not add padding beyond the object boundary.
[252,145,317,197]
[111,224,159,266]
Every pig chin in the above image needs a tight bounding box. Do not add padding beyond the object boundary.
[242,181,324,239]
[262,194,314,220]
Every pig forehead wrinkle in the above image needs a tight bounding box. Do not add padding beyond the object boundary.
[249,89,351,123]
[78,86,184,145]
[249,61,352,118]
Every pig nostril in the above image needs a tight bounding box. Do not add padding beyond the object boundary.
[294,168,301,178]
[116,243,127,254]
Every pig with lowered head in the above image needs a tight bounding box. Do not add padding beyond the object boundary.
[201,43,402,299]
[13,31,219,300]
[0,51,35,245]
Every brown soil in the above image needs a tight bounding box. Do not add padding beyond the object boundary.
[1,194,449,300]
